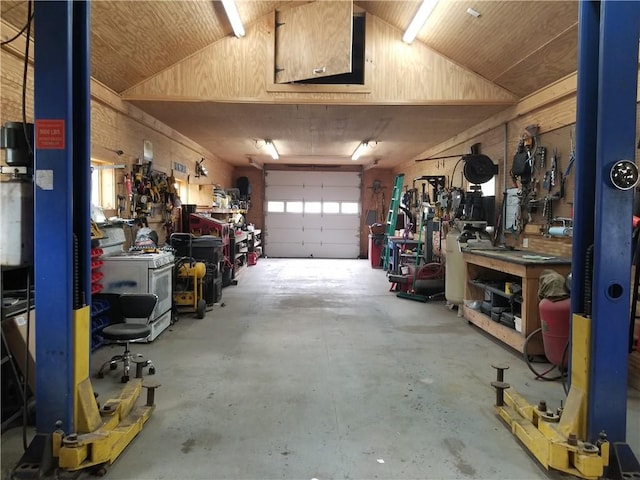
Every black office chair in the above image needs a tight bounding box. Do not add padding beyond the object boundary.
[96,293,158,383]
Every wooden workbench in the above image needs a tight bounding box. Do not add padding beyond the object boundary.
[462,249,571,355]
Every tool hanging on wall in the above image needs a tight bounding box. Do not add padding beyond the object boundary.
[561,131,576,198]
[538,146,547,171]
[550,148,558,187]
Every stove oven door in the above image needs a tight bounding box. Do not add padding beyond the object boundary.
[147,263,173,321]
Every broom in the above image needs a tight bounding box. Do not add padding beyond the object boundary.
[397,206,429,302]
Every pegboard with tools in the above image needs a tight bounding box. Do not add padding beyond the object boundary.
[506,124,575,238]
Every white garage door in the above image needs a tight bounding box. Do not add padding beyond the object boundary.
[265,170,361,258]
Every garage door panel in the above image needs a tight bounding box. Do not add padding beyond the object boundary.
[268,228,305,243]
[320,230,358,243]
[267,243,311,258]
[319,186,360,200]
[265,171,304,186]
[300,186,323,199]
[313,172,360,187]
[319,215,360,229]
[318,244,359,258]
[299,215,323,228]
[265,186,304,201]
[266,214,303,229]
[265,170,360,258]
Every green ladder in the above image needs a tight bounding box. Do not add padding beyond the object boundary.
[382,174,404,270]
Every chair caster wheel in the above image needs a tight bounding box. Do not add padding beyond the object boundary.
[109,363,118,371]
[96,372,104,379]
[121,375,129,383]
[148,367,156,375]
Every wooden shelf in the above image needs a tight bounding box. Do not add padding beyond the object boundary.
[464,307,543,355]
[462,249,570,357]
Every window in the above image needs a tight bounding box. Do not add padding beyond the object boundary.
[341,202,359,214]
[323,202,340,214]
[481,177,496,197]
[267,201,285,213]
[90,159,115,210]
[175,178,188,203]
[304,202,322,214]
[286,201,303,213]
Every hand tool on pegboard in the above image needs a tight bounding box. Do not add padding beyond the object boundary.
[561,130,576,198]
[550,148,558,187]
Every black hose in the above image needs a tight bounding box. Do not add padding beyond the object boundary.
[449,158,464,189]
[522,327,565,381]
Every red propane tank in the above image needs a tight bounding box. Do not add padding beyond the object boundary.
[539,297,571,367]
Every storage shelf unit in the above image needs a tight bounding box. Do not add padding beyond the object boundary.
[462,249,571,355]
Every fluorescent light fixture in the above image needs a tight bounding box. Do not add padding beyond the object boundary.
[466,7,481,18]
[265,140,279,160]
[221,0,245,38]
[351,141,369,161]
[402,0,439,44]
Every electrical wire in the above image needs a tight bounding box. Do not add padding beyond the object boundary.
[522,327,565,381]
[449,157,464,189]
[21,0,34,158]
[0,6,34,46]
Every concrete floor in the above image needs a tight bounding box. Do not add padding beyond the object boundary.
[2,258,639,479]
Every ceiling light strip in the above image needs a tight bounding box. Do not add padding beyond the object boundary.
[265,140,279,160]
[351,142,368,161]
[402,0,439,44]
[221,0,245,38]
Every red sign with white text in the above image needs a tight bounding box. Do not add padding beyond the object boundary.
[36,119,65,149]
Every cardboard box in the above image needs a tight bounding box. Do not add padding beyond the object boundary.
[2,309,36,393]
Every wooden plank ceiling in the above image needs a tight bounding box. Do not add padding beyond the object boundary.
[1,1,579,168]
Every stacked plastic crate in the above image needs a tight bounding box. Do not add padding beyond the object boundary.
[90,247,107,350]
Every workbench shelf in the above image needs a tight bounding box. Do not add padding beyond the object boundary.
[469,280,523,304]
[462,250,571,356]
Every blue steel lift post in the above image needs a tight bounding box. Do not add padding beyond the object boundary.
[33,0,91,437]
[12,2,158,477]
[572,0,640,474]
[491,2,640,479]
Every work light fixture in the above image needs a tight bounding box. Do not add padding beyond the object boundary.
[195,158,208,177]
[265,140,279,160]
[402,0,439,44]
[352,141,378,161]
[221,0,245,38]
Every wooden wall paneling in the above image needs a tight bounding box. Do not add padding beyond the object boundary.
[414,1,578,87]
[1,31,234,234]
[494,25,578,98]
[123,13,272,100]
[91,1,226,93]
[409,73,579,166]
[124,11,516,104]
[0,50,33,124]
[361,168,394,257]
[233,167,265,232]
[90,102,119,157]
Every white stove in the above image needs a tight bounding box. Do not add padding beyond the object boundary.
[101,250,174,268]
[98,227,175,342]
